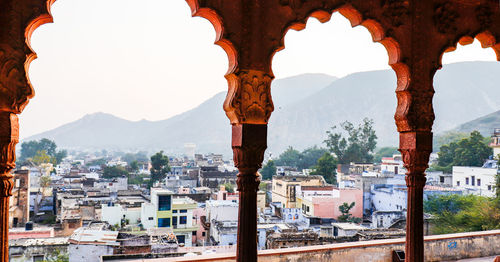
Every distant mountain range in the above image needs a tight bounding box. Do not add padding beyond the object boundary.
[446,109,500,136]
[24,61,500,156]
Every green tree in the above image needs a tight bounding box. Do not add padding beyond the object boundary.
[130,160,139,172]
[434,131,492,173]
[337,202,361,223]
[20,139,66,164]
[310,152,337,185]
[86,158,107,167]
[43,249,69,262]
[102,166,128,178]
[298,146,329,170]
[150,151,171,185]
[222,182,235,193]
[274,147,301,167]
[33,150,55,166]
[260,160,276,180]
[424,194,500,234]
[373,147,399,163]
[324,118,377,164]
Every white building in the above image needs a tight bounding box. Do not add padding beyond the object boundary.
[94,176,128,192]
[100,203,141,226]
[205,200,238,246]
[380,154,406,175]
[371,184,462,212]
[371,210,405,229]
[68,227,118,262]
[452,166,497,197]
[491,128,500,159]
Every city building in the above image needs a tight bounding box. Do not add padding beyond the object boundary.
[271,175,325,208]
[491,128,500,158]
[452,166,498,197]
[9,169,30,228]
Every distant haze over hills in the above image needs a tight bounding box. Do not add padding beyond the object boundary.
[24,61,500,156]
[445,109,500,136]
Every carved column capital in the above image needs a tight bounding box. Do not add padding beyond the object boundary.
[0,112,18,197]
[224,70,274,125]
[399,131,432,188]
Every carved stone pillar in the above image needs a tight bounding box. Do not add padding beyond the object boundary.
[400,132,432,262]
[0,113,18,262]
[225,69,273,262]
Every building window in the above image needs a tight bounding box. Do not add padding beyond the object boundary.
[180,216,187,224]
[457,181,460,186]
[477,179,481,186]
[465,178,469,185]
[148,217,154,220]
[158,218,171,228]
[306,206,309,213]
[192,231,197,236]
[488,185,492,191]
[172,216,178,226]
[158,195,171,211]
[440,176,445,183]
[471,176,475,186]
[33,255,45,262]
[202,232,206,236]
[173,210,178,213]
[177,235,186,244]
[180,209,187,213]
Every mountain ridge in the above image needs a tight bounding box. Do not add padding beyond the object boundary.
[24,62,500,155]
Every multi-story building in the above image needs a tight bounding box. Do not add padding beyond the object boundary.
[491,128,500,159]
[171,197,198,246]
[452,166,498,197]
[271,175,325,208]
[371,184,462,212]
[205,200,238,246]
[9,170,30,228]
[140,188,198,247]
[296,186,363,220]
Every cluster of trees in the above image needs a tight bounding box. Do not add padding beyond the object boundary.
[432,131,492,173]
[261,118,378,186]
[424,193,500,234]
[324,118,377,164]
[101,150,171,188]
[19,138,67,165]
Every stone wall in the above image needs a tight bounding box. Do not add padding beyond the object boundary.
[256,230,500,262]
[145,230,500,262]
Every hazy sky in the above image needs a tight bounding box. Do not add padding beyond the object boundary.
[22,0,497,139]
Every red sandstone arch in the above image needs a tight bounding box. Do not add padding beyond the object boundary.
[439,32,500,67]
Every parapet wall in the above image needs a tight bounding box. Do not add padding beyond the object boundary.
[153,230,500,262]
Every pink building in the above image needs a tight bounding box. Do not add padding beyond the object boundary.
[298,186,363,220]
[216,186,239,201]
[9,226,55,240]
[192,207,207,245]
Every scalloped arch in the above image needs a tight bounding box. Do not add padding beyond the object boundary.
[21,0,57,108]
[438,31,500,69]
[186,0,238,76]
[272,4,404,74]
[271,4,411,132]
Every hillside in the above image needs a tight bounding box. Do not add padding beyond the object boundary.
[24,61,500,156]
[444,110,500,137]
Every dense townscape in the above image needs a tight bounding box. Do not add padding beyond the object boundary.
[6,127,500,261]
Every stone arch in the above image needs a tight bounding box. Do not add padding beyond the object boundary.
[439,32,500,68]
[186,0,238,76]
